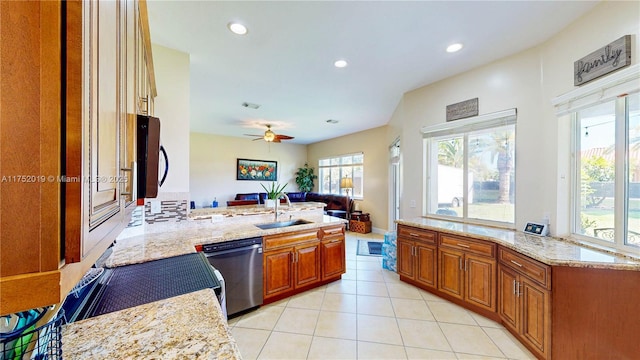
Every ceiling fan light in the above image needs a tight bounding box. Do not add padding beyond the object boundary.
[264,130,276,142]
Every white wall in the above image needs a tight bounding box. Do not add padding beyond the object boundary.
[308,126,389,233]
[387,1,640,235]
[152,44,190,193]
[190,132,308,207]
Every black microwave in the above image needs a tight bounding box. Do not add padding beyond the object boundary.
[137,115,168,198]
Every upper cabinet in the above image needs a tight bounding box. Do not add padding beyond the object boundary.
[0,0,156,316]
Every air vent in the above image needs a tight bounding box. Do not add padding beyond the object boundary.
[242,102,260,109]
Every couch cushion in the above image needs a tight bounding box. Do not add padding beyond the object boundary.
[235,193,260,201]
[286,192,307,202]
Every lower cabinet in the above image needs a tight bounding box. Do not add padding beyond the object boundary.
[497,248,551,359]
[438,234,497,313]
[263,224,345,302]
[397,225,437,289]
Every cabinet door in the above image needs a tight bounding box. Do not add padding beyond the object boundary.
[295,243,321,288]
[416,243,437,289]
[120,0,136,206]
[438,248,464,300]
[321,238,345,280]
[498,265,519,331]
[521,279,550,356]
[397,238,415,279]
[465,253,496,311]
[264,249,294,299]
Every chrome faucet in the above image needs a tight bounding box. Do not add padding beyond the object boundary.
[274,193,291,222]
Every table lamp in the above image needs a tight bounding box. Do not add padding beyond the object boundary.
[340,177,353,220]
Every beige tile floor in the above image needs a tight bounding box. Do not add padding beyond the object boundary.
[229,232,536,360]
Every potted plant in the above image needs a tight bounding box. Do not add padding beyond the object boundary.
[261,182,287,207]
[295,163,317,192]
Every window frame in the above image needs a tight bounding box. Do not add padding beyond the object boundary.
[552,63,639,256]
[422,109,517,229]
[570,94,638,254]
[318,153,364,199]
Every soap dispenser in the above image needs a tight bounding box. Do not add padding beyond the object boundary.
[212,198,218,208]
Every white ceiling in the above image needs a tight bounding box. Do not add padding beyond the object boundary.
[147,1,598,145]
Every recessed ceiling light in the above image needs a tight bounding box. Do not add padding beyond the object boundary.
[228,22,248,35]
[242,102,260,109]
[326,119,339,124]
[334,60,348,68]
[446,43,463,53]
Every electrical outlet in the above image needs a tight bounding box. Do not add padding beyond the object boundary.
[150,200,162,214]
[410,200,416,208]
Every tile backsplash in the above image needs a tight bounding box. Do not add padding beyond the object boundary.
[143,192,189,224]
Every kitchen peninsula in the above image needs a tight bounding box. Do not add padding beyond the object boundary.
[62,202,346,359]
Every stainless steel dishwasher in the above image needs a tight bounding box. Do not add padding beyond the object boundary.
[202,237,263,317]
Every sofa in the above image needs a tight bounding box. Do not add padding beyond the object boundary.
[229,191,353,219]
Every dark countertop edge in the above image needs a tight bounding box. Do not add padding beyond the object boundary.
[395,219,640,271]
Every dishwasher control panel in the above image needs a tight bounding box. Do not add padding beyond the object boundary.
[202,236,263,252]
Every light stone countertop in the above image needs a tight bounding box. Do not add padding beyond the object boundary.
[106,212,346,268]
[397,218,640,271]
[62,289,241,360]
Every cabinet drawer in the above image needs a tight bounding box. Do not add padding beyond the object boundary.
[320,225,345,239]
[398,226,436,244]
[264,229,319,250]
[499,247,550,289]
[439,234,495,257]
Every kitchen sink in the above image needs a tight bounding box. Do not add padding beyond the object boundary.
[255,219,312,230]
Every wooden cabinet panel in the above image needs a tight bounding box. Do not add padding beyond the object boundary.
[498,265,518,331]
[397,238,415,278]
[498,247,550,290]
[465,253,496,311]
[440,234,495,258]
[264,249,294,298]
[321,238,345,280]
[295,243,321,288]
[264,229,318,250]
[398,226,436,243]
[521,279,549,355]
[416,244,437,289]
[438,248,464,300]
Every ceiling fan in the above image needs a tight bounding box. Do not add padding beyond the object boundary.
[244,124,294,143]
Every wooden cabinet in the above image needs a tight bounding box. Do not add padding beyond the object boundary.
[397,225,437,289]
[498,247,551,359]
[320,226,346,280]
[0,0,155,315]
[438,234,496,312]
[263,224,345,303]
[263,229,320,301]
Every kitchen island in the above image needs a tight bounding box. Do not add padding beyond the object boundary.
[62,203,346,359]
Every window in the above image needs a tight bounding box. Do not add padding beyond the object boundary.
[573,92,639,251]
[318,153,364,199]
[423,110,516,226]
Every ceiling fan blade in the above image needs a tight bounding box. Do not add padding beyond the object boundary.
[275,134,294,140]
[252,138,263,141]
[272,138,282,143]
[243,134,262,137]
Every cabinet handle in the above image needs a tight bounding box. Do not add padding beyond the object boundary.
[464,259,468,272]
[330,239,340,243]
[510,260,523,267]
[517,282,522,297]
[459,258,463,270]
[513,279,517,295]
[456,243,471,248]
[409,232,420,237]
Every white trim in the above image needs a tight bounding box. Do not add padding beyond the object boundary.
[551,63,640,116]
[421,109,517,137]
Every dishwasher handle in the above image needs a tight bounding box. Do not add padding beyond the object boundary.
[203,243,262,256]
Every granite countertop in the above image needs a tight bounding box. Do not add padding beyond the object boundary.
[62,289,241,359]
[397,218,640,271]
[187,201,326,220]
[106,214,346,268]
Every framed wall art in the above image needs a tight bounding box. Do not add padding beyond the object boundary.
[236,158,278,181]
